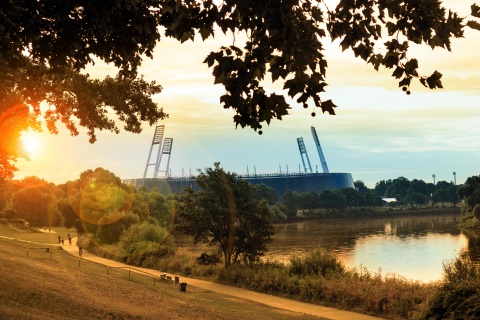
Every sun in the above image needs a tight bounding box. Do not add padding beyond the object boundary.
[21,131,42,155]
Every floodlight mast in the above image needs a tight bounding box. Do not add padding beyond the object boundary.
[156,138,173,177]
[311,126,329,173]
[297,137,313,173]
[143,125,165,178]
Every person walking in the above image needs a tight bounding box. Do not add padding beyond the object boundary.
[68,235,72,245]
[79,247,83,257]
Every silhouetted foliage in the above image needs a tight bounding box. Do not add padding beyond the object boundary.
[2,1,480,178]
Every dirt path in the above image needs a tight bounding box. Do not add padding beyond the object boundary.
[63,238,383,320]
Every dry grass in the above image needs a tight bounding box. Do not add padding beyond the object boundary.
[0,224,324,320]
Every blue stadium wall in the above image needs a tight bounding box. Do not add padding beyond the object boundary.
[123,172,354,196]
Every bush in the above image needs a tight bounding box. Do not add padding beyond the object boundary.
[289,248,344,277]
[3,209,16,219]
[96,211,140,244]
[119,222,176,267]
[421,252,480,319]
[196,251,222,265]
[473,204,480,220]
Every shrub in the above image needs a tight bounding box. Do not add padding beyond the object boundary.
[96,211,140,244]
[421,252,480,319]
[473,204,480,220]
[119,222,176,267]
[196,251,222,265]
[289,248,344,277]
[120,222,172,248]
[4,209,16,219]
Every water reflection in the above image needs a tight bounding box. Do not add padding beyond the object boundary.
[265,213,469,282]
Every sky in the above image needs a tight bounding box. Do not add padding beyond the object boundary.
[14,2,480,188]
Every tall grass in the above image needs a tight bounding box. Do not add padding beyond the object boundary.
[81,233,440,319]
[419,252,480,320]
[217,249,434,319]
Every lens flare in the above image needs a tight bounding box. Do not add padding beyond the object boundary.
[21,132,41,155]
[67,179,135,226]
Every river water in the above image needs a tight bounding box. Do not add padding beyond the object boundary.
[264,212,468,282]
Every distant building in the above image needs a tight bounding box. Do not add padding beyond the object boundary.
[123,172,354,198]
[130,125,355,198]
[381,197,398,205]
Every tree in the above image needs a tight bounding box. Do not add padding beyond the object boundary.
[340,187,365,208]
[297,192,320,215]
[409,192,428,207]
[319,189,347,212]
[375,180,391,196]
[407,179,428,197]
[254,183,278,205]
[58,197,84,232]
[176,163,274,267]
[2,1,480,178]
[458,175,480,209]
[129,190,151,222]
[364,190,383,207]
[282,190,299,218]
[385,176,410,202]
[96,211,140,244]
[426,182,436,196]
[65,168,136,234]
[12,178,61,227]
[354,180,369,193]
[1,1,166,180]
[147,188,173,228]
[437,180,452,190]
[432,188,453,206]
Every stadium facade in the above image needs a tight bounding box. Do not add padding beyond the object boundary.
[122,172,354,197]
[123,125,355,196]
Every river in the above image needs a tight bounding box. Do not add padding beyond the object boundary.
[264,211,467,282]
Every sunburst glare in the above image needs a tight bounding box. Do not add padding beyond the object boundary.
[21,131,42,155]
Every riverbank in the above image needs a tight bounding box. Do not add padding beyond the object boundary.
[284,206,461,224]
[0,224,382,320]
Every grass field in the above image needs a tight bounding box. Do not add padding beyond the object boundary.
[0,224,324,320]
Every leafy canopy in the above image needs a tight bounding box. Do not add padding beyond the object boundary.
[1,1,166,179]
[1,0,480,179]
[176,162,275,267]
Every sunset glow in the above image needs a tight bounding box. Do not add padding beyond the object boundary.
[21,132,42,156]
